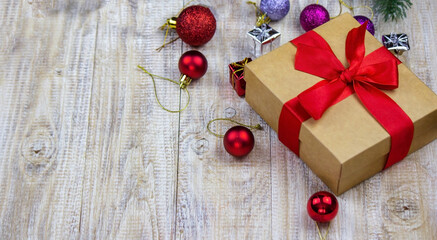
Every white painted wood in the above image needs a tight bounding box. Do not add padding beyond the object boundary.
[0,0,436,239]
[0,0,98,238]
[78,1,183,239]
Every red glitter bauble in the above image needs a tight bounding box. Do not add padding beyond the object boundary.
[176,5,216,46]
[178,50,208,79]
[223,126,255,157]
[307,191,338,223]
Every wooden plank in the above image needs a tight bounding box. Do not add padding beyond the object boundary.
[175,0,272,239]
[0,0,436,239]
[77,1,183,239]
[270,0,355,238]
[373,0,437,238]
[271,0,437,239]
[270,1,318,238]
[0,0,98,238]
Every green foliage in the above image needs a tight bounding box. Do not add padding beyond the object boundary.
[373,0,412,21]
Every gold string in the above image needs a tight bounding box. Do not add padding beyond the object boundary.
[156,37,180,52]
[137,65,190,113]
[315,0,374,20]
[338,0,353,11]
[247,1,271,27]
[331,0,374,20]
[330,0,344,19]
[316,222,331,240]
[156,0,196,51]
[207,118,262,138]
[230,58,250,76]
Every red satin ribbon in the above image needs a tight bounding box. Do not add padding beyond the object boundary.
[278,23,414,169]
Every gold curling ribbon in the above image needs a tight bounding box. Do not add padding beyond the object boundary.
[247,1,271,27]
[231,58,250,76]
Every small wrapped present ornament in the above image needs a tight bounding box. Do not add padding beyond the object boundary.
[382,33,410,55]
[244,14,437,195]
[229,58,252,96]
[247,24,281,58]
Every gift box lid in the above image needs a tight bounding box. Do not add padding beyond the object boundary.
[244,13,437,194]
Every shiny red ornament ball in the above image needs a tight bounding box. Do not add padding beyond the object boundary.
[178,50,208,79]
[307,191,338,223]
[223,126,255,157]
[176,5,216,46]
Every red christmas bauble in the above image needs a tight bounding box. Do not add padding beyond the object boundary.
[223,126,255,157]
[178,50,208,79]
[307,191,338,223]
[176,5,216,46]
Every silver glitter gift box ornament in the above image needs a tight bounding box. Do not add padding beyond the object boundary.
[382,33,410,55]
[247,24,281,58]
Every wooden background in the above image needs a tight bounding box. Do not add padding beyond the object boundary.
[0,0,436,239]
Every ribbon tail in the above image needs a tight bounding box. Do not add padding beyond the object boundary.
[354,81,414,169]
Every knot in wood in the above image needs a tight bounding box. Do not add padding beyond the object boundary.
[387,196,420,221]
[224,107,236,118]
[21,132,56,165]
[191,138,209,155]
[384,189,424,229]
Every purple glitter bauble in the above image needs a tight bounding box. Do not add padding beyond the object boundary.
[354,15,375,35]
[300,4,330,32]
[260,0,290,21]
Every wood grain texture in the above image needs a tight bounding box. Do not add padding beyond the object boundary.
[0,0,99,239]
[0,0,436,239]
[78,1,183,239]
[176,1,272,238]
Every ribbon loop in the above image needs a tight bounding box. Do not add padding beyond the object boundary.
[345,22,367,67]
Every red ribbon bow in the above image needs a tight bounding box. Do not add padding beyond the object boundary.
[279,22,414,169]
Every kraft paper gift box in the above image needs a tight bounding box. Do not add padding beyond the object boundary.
[244,13,437,195]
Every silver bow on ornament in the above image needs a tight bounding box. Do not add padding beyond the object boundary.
[248,24,280,43]
[382,33,410,55]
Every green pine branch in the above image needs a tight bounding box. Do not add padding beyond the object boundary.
[373,0,412,21]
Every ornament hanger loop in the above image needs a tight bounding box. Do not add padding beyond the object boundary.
[207,118,262,138]
[137,65,190,113]
[156,37,180,52]
[316,222,331,240]
[319,0,374,20]
[156,0,196,51]
[247,1,271,27]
